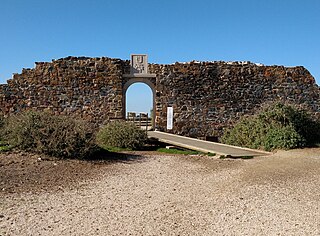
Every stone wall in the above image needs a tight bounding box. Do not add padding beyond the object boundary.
[0,56,125,124]
[0,56,319,138]
[149,61,320,138]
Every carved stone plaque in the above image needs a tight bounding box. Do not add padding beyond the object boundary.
[131,54,148,74]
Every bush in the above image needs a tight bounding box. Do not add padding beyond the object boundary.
[0,114,4,139]
[264,124,304,150]
[96,121,147,150]
[258,103,320,145]
[2,111,96,158]
[221,103,320,151]
[0,115,4,129]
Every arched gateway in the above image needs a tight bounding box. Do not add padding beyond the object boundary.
[0,54,319,139]
[123,54,156,128]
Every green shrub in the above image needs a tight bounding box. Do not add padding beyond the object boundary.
[0,114,13,152]
[0,115,4,129]
[258,103,320,145]
[0,115,4,140]
[96,121,147,150]
[264,124,304,150]
[2,111,96,158]
[221,118,267,149]
[221,102,320,151]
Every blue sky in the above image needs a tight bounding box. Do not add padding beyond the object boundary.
[1,0,319,113]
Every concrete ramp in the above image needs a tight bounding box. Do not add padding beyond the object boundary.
[148,131,271,157]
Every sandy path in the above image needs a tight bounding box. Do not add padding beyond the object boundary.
[1,149,320,235]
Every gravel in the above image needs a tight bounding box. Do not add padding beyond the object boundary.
[1,149,320,235]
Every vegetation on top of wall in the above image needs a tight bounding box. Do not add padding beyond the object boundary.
[221,103,320,151]
[96,121,147,150]
[1,111,97,158]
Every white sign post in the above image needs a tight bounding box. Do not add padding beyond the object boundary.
[167,107,173,130]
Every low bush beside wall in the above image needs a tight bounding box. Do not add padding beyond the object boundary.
[96,121,147,150]
[2,111,97,158]
[221,103,320,151]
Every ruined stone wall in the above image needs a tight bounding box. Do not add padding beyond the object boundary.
[0,56,125,124]
[0,56,319,138]
[149,61,320,138]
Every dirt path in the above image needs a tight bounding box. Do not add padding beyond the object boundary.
[1,149,320,235]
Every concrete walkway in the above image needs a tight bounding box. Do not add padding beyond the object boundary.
[148,131,271,157]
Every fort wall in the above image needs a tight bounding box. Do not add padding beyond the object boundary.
[0,56,319,138]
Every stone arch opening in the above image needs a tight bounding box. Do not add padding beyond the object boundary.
[123,78,156,129]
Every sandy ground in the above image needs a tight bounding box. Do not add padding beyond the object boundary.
[1,149,320,235]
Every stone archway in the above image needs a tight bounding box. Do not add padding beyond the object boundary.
[122,77,156,129]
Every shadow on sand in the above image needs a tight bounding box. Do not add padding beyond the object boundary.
[84,148,147,164]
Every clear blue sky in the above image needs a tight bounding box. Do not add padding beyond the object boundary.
[1,0,319,113]
[126,83,153,114]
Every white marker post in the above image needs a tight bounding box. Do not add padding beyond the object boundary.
[167,107,173,130]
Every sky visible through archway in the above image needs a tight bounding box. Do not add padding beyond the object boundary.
[126,83,153,115]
